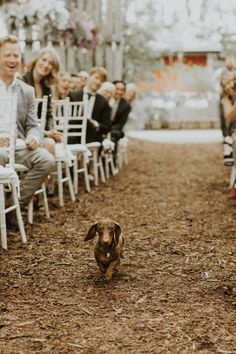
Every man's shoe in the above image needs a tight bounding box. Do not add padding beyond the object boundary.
[6,210,19,230]
[223,136,234,166]
[227,186,236,200]
[224,155,234,166]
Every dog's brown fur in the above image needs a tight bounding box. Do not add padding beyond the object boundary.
[84,219,124,280]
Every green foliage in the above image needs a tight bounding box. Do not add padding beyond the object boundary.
[123,0,161,81]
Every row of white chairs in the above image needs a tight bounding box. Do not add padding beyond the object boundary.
[0,94,128,249]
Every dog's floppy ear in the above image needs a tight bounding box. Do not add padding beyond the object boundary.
[114,223,121,243]
[84,223,98,241]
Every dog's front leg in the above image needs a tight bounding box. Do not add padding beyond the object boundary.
[97,261,107,275]
[105,259,120,280]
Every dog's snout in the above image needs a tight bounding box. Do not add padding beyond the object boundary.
[102,233,110,244]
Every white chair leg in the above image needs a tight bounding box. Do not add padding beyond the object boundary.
[11,181,26,244]
[0,184,7,250]
[229,166,236,189]
[65,164,76,203]
[42,183,50,219]
[110,155,117,176]
[105,155,110,179]
[124,149,128,165]
[28,199,33,224]
[57,161,64,207]
[82,152,91,193]
[99,156,106,183]
[73,157,79,195]
[92,150,99,186]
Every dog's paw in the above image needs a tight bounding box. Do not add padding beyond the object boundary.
[105,273,112,281]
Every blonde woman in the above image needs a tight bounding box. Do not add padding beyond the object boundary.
[23,47,62,155]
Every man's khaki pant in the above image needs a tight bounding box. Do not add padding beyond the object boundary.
[0,147,55,206]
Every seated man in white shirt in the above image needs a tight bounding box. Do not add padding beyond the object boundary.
[0,35,55,227]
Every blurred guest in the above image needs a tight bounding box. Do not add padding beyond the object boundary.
[124,83,138,104]
[52,71,71,99]
[69,67,111,144]
[98,81,116,101]
[70,73,83,92]
[23,47,62,155]
[221,55,235,82]
[0,35,55,216]
[110,80,131,144]
[78,70,89,89]
[220,79,236,166]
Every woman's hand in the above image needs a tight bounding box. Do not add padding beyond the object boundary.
[26,137,39,150]
[0,138,9,147]
[89,118,99,129]
[45,129,62,143]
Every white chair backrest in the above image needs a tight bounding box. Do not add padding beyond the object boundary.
[52,98,70,148]
[34,95,48,134]
[68,100,88,145]
[0,93,18,167]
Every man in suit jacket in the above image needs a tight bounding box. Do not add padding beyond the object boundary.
[69,67,111,143]
[110,80,131,143]
[0,35,55,210]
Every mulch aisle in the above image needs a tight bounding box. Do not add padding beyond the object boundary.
[0,138,236,354]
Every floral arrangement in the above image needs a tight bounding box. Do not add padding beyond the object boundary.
[2,0,102,50]
[2,0,69,34]
[60,10,102,49]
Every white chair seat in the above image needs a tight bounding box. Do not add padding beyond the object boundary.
[10,163,29,172]
[55,143,74,165]
[69,143,90,153]
[86,141,101,149]
[0,166,19,180]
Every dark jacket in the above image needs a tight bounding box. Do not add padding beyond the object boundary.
[111,97,131,141]
[22,70,53,131]
[69,90,111,143]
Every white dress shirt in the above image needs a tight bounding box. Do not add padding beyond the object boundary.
[0,77,17,137]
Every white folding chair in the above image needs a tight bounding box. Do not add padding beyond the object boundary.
[101,138,118,179]
[67,100,91,194]
[0,94,26,249]
[117,137,129,169]
[34,95,48,134]
[52,98,76,207]
[86,141,106,186]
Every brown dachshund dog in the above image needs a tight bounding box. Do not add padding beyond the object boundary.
[84,220,124,280]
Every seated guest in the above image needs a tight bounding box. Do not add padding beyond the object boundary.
[70,73,83,92]
[69,67,111,144]
[220,78,236,167]
[22,46,62,156]
[124,83,138,104]
[98,81,116,101]
[0,35,55,224]
[78,70,89,89]
[221,79,236,199]
[110,80,131,145]
[52,71,71,99]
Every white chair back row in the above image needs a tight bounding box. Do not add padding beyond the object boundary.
[34,95,48,135]
[0,94,26,249]
[51,98,76,207]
